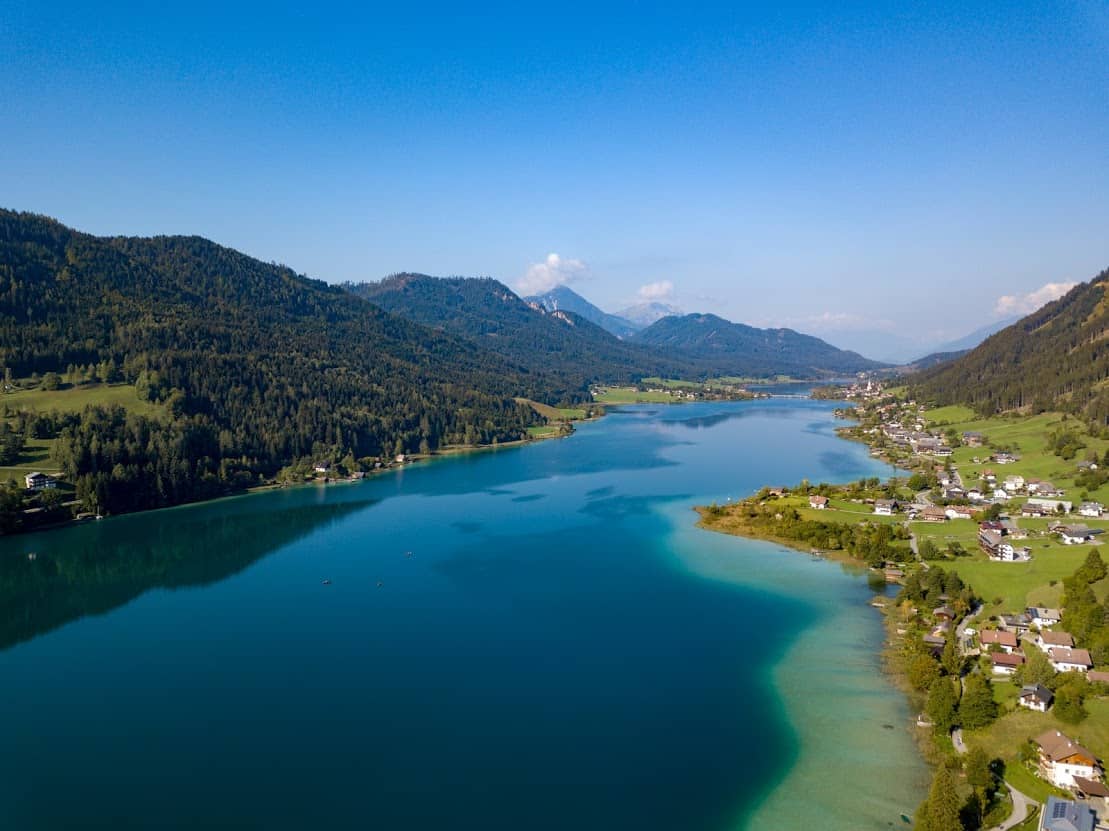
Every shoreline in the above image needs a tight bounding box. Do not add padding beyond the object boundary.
[690,398,941,826]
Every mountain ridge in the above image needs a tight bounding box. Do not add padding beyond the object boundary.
[630,313,886,377]
[911,270,1109,421]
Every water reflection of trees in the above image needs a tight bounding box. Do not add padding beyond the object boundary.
[0,498,374,651]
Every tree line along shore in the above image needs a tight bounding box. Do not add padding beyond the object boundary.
[698,388,1109,831]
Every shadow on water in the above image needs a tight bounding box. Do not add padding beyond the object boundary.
[0,497,377,652]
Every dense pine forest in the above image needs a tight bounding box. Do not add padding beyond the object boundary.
[0,210,558,525]
[912,271,1109,427]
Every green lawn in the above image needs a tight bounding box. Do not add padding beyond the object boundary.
[923,409,1109,503]
[965,697,1109,779]
[2,382,161,418]
[593,387,678,404]
[526,425,561,438]
[937,545,1095,613]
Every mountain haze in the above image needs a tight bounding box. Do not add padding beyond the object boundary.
[618,301,683,328]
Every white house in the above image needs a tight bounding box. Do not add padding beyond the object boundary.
[1018,684,1054,712]
[1029,607,1063,627]
[1004,475,1026,491]
[1035,631,1075,652]
[1059,525,1094,545]
[980,629,1019,653]
[873,499,897,516]
[946,506,974,520]
[809,495,829,510]
[991,653,1025,675]
[993,488,1009,500]
[24,472,56,491]
[1079,502,1104,518]
[1036,731,1103,789]
[1027,497,1073,514]
[1048,647,1093,673]
[991,543,1030,562]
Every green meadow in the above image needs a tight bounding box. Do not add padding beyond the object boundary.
[3,382,162,418]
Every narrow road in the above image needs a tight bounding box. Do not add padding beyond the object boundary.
[956,604,982,654]
[988,783,1034,831]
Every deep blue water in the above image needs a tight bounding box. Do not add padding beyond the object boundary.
[0,399,920,830]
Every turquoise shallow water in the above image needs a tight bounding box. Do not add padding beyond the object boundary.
[0,398,926,829]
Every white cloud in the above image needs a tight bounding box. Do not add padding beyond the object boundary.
[637,280,674,301]
[516,253,588,296]
[995,281,1077,317]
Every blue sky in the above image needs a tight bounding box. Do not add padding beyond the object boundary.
[2,1,1108,359]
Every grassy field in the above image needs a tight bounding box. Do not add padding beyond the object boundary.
[526,425,562,439]
[923,408,1109,503]
[2,383,162,418]
[592,387,678,404]
[965,697,1109,790]
[516,399,588,421]
[0,437,62,482]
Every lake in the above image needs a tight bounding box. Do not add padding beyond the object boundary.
[0,397,927,829]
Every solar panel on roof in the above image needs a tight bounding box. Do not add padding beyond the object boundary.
[1052,800,1068,818]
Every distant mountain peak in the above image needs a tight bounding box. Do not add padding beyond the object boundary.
[617,301,683,328]
[525,285,639,338]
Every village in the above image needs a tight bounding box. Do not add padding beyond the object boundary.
[844,394,1109,830]
[701,387,1109,831]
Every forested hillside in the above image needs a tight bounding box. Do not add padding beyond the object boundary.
[0,210,546,521]
[346,274,697,392]
[630,313,884,377]
[911,271,1109,426]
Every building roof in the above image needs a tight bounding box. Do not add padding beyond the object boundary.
[1041,797,1096,831]
[1088,670,1109,684]
[1029,607,1062,620]
[1036,731,1100,765]
[1039,631,1075,648]
[1060,524,1093,538]
[1073,777,1109,798]
[980,630,1018,647]
[1049,647,1093,667]
[810,495,829,505]
[1019,683,1054,704]
[991,653,1025,667]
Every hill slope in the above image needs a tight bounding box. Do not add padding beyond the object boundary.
[525,285,639,338]
[345,274,696,392]
[630,313,885,377]
[912,271,1109,422]
[0,210,545,519]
